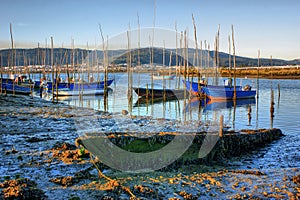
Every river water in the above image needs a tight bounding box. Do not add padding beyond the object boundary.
[49,73,299,132]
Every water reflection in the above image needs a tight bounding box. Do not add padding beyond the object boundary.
[134,96,179,107]
[184,97,256,130]
[59,88,113,111]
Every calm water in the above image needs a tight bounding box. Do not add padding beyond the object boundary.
[45,73,299,134]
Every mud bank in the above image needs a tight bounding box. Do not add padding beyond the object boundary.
[0,94,299,199]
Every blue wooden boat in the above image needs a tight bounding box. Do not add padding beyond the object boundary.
[1,75,34,87]
[1,82,32,95]
[152,74,176,80]
[51,88,106,96]
[182,80,206,96]
[202,86,256,100]
[183,80,243,97]
[34,79,114,90]
[133,84,185,98]
[1,76,34,95]
[183,80,255,100]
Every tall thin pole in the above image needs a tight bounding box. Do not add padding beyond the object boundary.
[270,55,273,89]
[43,39,46,78]
[192,14,199,88]
[257,50,260,99]
[71,38,75,85]
[232,25,236,101]
[10,23,15,96]
[183,30,188,121]
[86,42,90,83]
[66,49,69,87]
[37,43,41,79]
[0,53,2,95]
[228,35,231,69]
[270,87,274,129]
[137,12,141,108]
[175,22,180,89]
[51,37,54,103]
[230,25,236,130]
[23,51,28,95]
[101,25,108,111]
[127,27,132,114]
[137,12,141,68]
[151,0,156,109]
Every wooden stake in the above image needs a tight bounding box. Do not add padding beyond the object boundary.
[192,14,202,94]
[247,104,252,126]
[228,35,231,70]
[126,26,132,114]
[99,24,108,111]
[278,83,280,98]
[270,88,274,128]
[10,23,15,96]
[219,115,224,137]
[175,22,179,89]
[231,25,236,101]
[256,50,260,99]
[0,53,2,95]
[51,37,54,103]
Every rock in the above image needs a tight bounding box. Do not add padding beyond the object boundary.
[178,190,197,199]
[5,148,18,155]
[232,170,265,176]
[122,110,129,115]
[0,178,47,199]
[50,176,75,187]
[292,174,300,185]
[52,142,77,150]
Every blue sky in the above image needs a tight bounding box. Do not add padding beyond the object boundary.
[0,0,299,60]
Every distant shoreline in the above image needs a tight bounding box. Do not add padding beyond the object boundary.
[1,65,300,80]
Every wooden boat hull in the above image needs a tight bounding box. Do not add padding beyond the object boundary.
[34,79,114,90]
[51,88,105,96]
[183,80,243,96]
[202,87,256,100]
[134,96,179,106]
[1,82,32,95]
[152,74,175,80]
[183,80,255,100]
[133,87,185,98]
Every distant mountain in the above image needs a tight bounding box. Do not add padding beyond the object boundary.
[0,48,298,67]
[110,47,195,67]
[217,51,299,67]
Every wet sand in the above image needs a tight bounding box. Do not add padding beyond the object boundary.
[0,94,299,199]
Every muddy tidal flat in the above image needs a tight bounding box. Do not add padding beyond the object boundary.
[0,95,299,199]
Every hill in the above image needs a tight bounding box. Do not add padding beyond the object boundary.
[0,48,298,67]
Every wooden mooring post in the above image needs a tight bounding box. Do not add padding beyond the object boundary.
[219,115,224,137]
[278,83,281,99]
[247,104,252,126]
[270,88,275,128]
